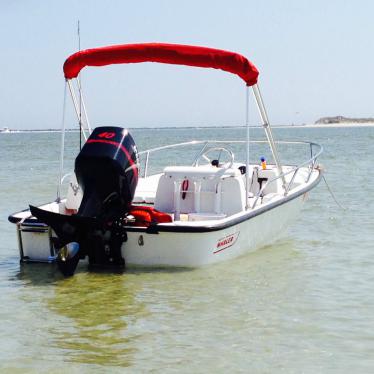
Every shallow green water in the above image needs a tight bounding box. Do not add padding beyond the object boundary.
[0,126,373,373]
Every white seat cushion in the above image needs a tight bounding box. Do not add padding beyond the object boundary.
[163,165,240,179]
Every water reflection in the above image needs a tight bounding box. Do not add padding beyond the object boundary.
[16,262,62,284]
[18,265,146,368]
[13,239,302,370]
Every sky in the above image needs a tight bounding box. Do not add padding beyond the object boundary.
[0,0,373,129]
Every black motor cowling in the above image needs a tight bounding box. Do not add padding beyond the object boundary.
[30,126,139,276]
[76,126,139,220]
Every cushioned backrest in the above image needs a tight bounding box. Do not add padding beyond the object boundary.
[154,166,247,215]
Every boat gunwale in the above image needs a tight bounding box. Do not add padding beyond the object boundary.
[8,167,322,233]
[9,139,323,232]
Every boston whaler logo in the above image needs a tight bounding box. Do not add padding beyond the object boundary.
[214,232,240,254]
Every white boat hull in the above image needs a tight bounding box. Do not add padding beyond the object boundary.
[9,164,321,269]
[124,193,304,267]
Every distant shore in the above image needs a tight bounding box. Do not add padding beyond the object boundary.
[315,115,374,125]
[275,122,374,129]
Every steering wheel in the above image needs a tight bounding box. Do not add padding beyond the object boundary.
[195,147,234,169]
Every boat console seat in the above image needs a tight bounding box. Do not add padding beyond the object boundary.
[133,173,162,204]
[163,165,241,178]
[248,166,283,197]
[257,167,283,195]
[154,165,245,218]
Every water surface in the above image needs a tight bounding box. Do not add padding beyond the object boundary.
[0,126,373,373]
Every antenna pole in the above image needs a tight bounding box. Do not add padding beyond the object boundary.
[77,20,81,51]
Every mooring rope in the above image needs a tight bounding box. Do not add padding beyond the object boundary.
[322,175,346,210]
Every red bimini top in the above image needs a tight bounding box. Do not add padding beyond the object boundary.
[63,43,259,86]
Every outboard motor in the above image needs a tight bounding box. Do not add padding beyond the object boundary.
[30,126,139,276]
[76,126,138,220]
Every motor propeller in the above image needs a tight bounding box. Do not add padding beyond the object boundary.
[57,242,81,276]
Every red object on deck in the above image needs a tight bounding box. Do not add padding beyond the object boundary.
[129,205,173,226]
[63,43,259,86]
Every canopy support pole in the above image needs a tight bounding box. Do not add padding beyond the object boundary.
[245,86,250,210]
[252,84,286,190]
[57,82,67,202]
[76,78,92,135]
[67,79,88,141]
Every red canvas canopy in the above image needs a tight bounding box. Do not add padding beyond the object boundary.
[63,43,259,86]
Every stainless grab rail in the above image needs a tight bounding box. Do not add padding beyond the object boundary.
[251,143,323,209]
[138,139,323,210]
[60,172,72,185]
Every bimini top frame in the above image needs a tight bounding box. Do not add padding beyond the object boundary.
[60,42,285,209]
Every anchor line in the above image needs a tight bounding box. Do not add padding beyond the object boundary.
[322,175,346,210]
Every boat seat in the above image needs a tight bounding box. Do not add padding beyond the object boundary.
[249,166,283,196]
[257,167,283,195]
[154,165,245,217]
[163,165,241,179]
[133,173,162,204]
